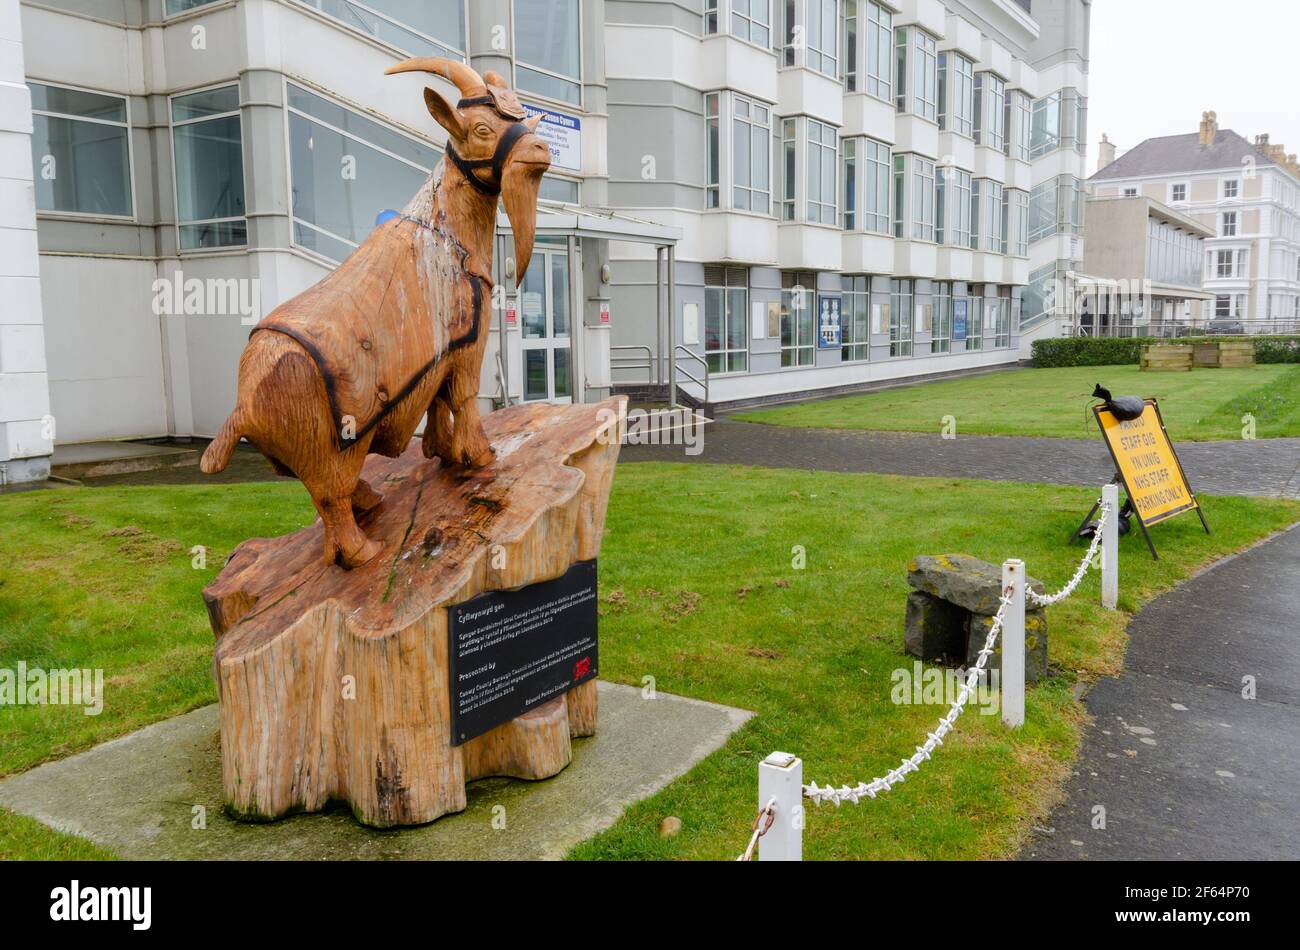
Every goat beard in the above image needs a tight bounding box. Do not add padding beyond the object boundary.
[502,162,544,287]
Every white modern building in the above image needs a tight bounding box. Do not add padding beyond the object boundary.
[1,0,1091,483]
[1089,111,1300,331]
[606,0,1092,408]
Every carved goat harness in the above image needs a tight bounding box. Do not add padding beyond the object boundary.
[250,86,534,451]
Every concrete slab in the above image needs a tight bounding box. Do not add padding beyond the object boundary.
[51,441,198,479]
[0,682,752,860]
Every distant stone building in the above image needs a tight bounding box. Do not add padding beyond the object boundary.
[1089,112,1300,330]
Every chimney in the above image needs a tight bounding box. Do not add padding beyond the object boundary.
[1097,133,1116,172]
[1199,111,1218,146]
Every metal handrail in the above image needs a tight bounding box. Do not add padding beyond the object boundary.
[673,344,709,407]
[608,344,655,381]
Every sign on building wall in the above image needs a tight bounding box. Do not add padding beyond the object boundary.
[953,299,969,342]
[818,293,842,349]
[523,104,582,171]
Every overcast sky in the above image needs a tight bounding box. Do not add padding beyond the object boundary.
[1087,0,1300,175]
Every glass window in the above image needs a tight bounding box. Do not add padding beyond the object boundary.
[1007,188,1028,257]
[973,72,1005,150]
[966,292,983,350]
[514,0,581,104]
[729,0,771,45]
[888,278,913,357]
[286,82,440,263]
[705,93,721,208]
[969,178,981,250]
[982,180,1004,253]
[840,274,871,361]
[841,137,856,229]
[807,118,837,224]
[294,1,466,59]
[936,165,971,247]
[842,0,858,91]
[780,271,817,366]
[1030,91,1061,158]
[539,175,579,203]
[938,52,973,137]
[171,85,246,250]
[896,28,936,120]
[862,138,890,234]
[704,265,749,373]
[994,288,1012,348]
[29,82,132,217]
[733,95,771,212]
[1221,211,1238,237]
[865,1,892,101]
[165,0,221,13]
[782,118,797,220]
[1007,90,1031,161]
[932,281,951,353]
[911,156,935,241]
[705,0,720,33]
[1223,179,1239,199]
[1171,183,1187,203]
[806,0,838,76]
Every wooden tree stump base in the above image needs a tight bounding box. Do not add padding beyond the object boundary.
[202,397,624,827]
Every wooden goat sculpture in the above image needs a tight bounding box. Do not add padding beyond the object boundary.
[200,58,551,568]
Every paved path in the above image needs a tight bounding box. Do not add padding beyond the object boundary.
[622,418,1300,498]
[1024,523,1300,859]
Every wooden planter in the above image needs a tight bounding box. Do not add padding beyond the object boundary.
[1193,342,1222,367]
[1218,340,1256,367]
[1140,344,1193,372]
[1192,340,1256,368]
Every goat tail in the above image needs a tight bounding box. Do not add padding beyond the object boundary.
[201,409,244,474]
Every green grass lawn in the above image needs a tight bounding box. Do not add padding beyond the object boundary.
[1,469,1296,860]
[735,364,1300,440]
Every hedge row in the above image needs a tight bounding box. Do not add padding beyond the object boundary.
[1029,336,1300,367]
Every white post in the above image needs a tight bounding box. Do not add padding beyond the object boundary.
[1001,559,1026,729]
[1101,483,1119,610]
[758,752,803,861]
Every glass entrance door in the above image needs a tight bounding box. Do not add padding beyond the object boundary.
[520,244,573,403]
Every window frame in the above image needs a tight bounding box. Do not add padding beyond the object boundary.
[888,277,913,358]
[703,265,750,375]
[512,0,584,107]
[1221,211,1238,237]
[28,79,136,221]
[169,81,248,252]
[292,0,469,61]
[973,71,1005,151]
[1169,181,1188,204]
[283,78,441,265]
[840,273,872,362]
[780,270,818,367]
[937,51,974,138]
[932,280,952,353]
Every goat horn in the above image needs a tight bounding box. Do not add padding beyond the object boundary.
[384,57,486,98]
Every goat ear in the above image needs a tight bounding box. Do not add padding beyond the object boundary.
[525,114,543,133]
[423,87,464,139]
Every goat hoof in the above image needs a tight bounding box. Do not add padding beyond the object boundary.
[339,538,383,569]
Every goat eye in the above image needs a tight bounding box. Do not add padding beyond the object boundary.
[475,125,491,138]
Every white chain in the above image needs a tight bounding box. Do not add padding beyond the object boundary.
[803,589,1012,807]
[1026,501,1111,607]
[801,500,1113,808]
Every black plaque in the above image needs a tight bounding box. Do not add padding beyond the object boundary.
[448,559,598,745]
